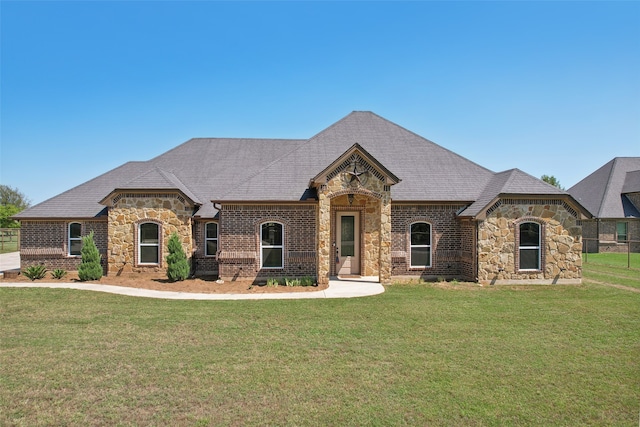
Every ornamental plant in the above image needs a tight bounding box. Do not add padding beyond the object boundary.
[23,265,47,281]
[166,232,190,282]
[78,231,103,281]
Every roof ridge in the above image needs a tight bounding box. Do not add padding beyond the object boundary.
[599,158,619,217]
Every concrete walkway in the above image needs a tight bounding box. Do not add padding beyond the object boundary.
[0,252,384,300]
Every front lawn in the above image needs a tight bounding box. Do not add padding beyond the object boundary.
[1,280,638,426]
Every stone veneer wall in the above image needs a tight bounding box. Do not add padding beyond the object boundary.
[107,194,193,275]
[317,162,391,285]
[217,204,316,283]
[20,220,108,271]
[477,199,582,284]
[390,204,468,280]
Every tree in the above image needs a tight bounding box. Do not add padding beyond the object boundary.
[0,204,21,228]
[541,175,565,191]
[78,231,103,281]
[0,185,31,228]
[166,232,190,282]
[0,185,31,210]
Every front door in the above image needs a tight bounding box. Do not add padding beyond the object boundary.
[336,211,360,275]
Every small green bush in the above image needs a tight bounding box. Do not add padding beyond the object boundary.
[78,231,103,281]
[51,269,67,280]
[285,277,301,287]
[300,276,316,287]
[266,278,279,287]
[166,233,190,282]
[23,265,47,281]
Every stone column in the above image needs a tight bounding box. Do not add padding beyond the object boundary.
[317,187,331,286]
[379,192,392,284]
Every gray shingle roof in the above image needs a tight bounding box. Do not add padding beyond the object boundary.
[215,111,495,202]
[458,168,568,218]
[16,111,582,220]
[568,157,640,218]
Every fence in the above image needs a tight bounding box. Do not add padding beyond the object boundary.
[0,228,20,253]
[582,237,640,269]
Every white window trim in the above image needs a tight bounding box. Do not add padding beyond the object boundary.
[205,222,218,257]
[260,222,284,269]
[68,222,82,257]
[518,222,541,271]
[409,221,432,268]
[138,222,160,265]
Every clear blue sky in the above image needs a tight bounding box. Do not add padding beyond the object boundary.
[1,1,638,206]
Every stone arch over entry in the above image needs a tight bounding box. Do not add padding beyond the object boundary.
[310,144,400,285]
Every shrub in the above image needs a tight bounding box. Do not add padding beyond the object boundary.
[266,278,279,287]
[300,276,316,287]
[23,265,47,281]
[285,277,301,287]
[78,231,103,281]
[51,269,67,280]
[166,233,190,282]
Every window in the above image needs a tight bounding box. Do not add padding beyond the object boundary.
[205,222,218,256]
[68,222,82,256]
[519,222,540,270]
[410,222,431,268]
[261,222,283,269]
[139,222,160,264]
[617,222,628,242]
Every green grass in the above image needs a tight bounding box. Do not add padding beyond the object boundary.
[0,240,18,254]
[583,251,640,269]
[582,253,640,291]
[1,279,639,425]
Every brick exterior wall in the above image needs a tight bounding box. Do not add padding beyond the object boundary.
[192,220,220,275]
[583,218,640,253]
[217,204,317,283]
[20,220,108,272]
[390,204,468,280]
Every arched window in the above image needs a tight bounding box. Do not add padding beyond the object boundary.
[68,222,82,256]
[519,222,540,270]
[410,222,431,268]
[205,222,218,256]
[139,222,160,264]
[261,222,283,269]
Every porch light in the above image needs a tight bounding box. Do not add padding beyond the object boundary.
[348,193,354,205]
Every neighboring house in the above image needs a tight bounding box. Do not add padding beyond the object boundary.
[15,112,591,285]
[568,157,640,253]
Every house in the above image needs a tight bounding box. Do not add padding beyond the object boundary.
[568,157,640,253]
[15,112,591,285]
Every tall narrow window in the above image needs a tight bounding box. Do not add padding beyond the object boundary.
[617,222,628,242]
[205,222,218,256]
[410,222,431,268]
[261,222,283,269]
[139,222,160,264]
[519,222,540,270]
[68,222,82,256]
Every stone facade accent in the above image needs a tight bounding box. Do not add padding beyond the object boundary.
[20,220,107,271]
[316,155,393,285]
[107,193,194,275]
[476,199,582,284]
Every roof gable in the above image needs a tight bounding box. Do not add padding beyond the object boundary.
[100,167,202,206]
[310,143,401,188]
[568,157,640,218]
[459,169,588,219]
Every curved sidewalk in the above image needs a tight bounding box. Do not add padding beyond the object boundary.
[1,278,384,300]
